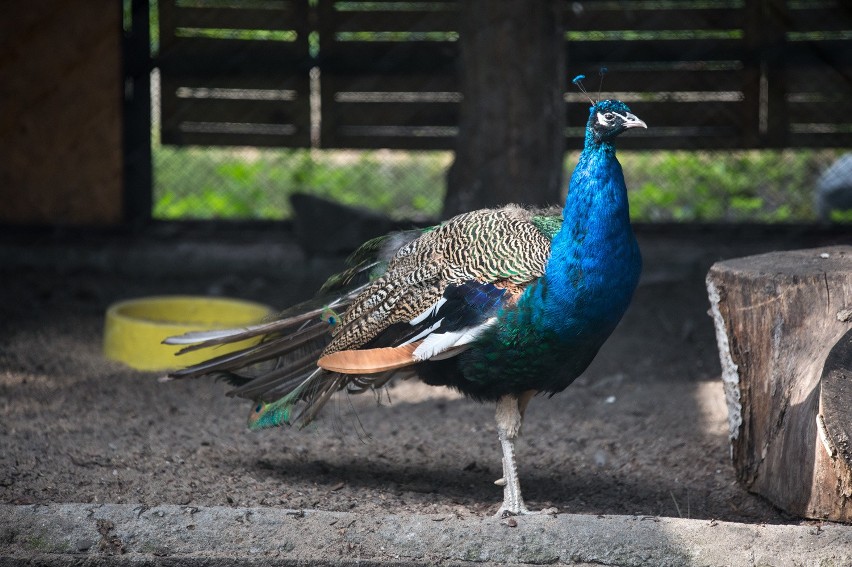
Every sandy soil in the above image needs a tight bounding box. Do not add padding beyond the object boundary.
[0,226,843,523]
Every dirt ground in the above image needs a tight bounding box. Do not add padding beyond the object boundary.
[0,224,847,524]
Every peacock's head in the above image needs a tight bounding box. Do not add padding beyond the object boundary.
[588,99,647,144]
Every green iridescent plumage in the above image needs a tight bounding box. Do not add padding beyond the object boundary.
[247,398,292,430]
[530,213,563,241]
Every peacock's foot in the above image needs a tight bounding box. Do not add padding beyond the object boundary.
[494,505,558,518]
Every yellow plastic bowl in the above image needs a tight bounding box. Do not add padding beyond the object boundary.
[103,296,273,371]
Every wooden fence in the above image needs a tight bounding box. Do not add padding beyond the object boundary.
[155,0,852,150]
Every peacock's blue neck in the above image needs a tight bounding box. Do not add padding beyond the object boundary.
[561,140,631,239]
[524,139,641,339]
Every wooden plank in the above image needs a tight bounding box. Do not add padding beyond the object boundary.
[565,8,745,31]
[163,122,303,140]
[162,130,311,148]
[161,98,310,130]
[321,129,457,150]
[566,101,745,127]
[764,0,789,147]
[329,0,456,3]
[161,74,310,92]
[329,129,749,151]
[327,73,459,93]
[160,36,309,58]
[327,0,455,6]
[574,69,746,93]
[563,127,745,149]
[330,10,459,32]
[318,43,458,73]
[782,41,852,68]
[159,0,178,52]
[171,6,306,32]
[160,74,311,148]
[327,102,458,127]
[787,133,852,148]
[328,0,456,4]
[320,37,459,50]
[785,6,852,32]
[160,76,310,104]
[158,37,309,73]
[160,75,181,146]
[601,132,745,150]
[786,65,852,92]
[787,100,852,124]
[565,39,745,64]
[740,0,762,147]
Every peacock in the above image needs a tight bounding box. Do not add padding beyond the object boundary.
[163,94,646,517]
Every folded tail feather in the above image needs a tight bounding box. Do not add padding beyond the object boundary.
[162,231,428,429]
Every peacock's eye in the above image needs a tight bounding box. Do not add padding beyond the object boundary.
[604,113,614,121]
[255,404,262,413]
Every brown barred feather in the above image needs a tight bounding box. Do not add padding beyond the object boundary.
[323,206,553,355]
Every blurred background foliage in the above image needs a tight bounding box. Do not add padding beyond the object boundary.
[153,143,844,223]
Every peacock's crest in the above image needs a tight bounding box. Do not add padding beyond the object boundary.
[572,66,608,105]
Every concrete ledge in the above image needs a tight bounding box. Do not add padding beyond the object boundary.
[1,504,849,566]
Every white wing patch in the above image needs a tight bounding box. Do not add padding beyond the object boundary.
[409,297,448,325]
[412,317,497,361]
[401,319,443,345]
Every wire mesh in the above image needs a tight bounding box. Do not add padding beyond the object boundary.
[152,141,849,225]
[152,108,847,224]
[147,0,852,224]
[152,65,848,223]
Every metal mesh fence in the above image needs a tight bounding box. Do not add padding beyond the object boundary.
[146,0,852,224]
[152,140,847,223]
[150,70,451,221]
[152,81,847,224]
[153,145,451,222]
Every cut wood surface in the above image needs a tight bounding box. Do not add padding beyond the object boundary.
[819,327,852,516]
[707,246,852,521]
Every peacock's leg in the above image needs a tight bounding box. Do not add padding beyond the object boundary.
[494,390,535,487]
[494,391,537,517]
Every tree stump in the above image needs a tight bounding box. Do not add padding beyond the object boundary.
[706,246,852,522]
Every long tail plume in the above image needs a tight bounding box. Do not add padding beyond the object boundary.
[161,227,432,430]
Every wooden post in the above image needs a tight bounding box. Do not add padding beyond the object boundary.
[706,246,852,521]
[122,0,153,225]
[0,1,124,225]
[443,0,564,217]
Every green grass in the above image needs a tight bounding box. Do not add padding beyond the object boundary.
[154,147,451,220]
[616,149,844,222]
[153,145,847,222]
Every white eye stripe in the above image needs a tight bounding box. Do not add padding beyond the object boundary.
[596,111,634,126]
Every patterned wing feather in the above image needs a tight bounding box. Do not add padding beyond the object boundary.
[323,205,555,356]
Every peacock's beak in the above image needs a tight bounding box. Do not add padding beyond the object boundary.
[622,113,647,129]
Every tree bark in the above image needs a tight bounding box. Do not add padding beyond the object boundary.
[443,0,565,218]
[706,246,852,522]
